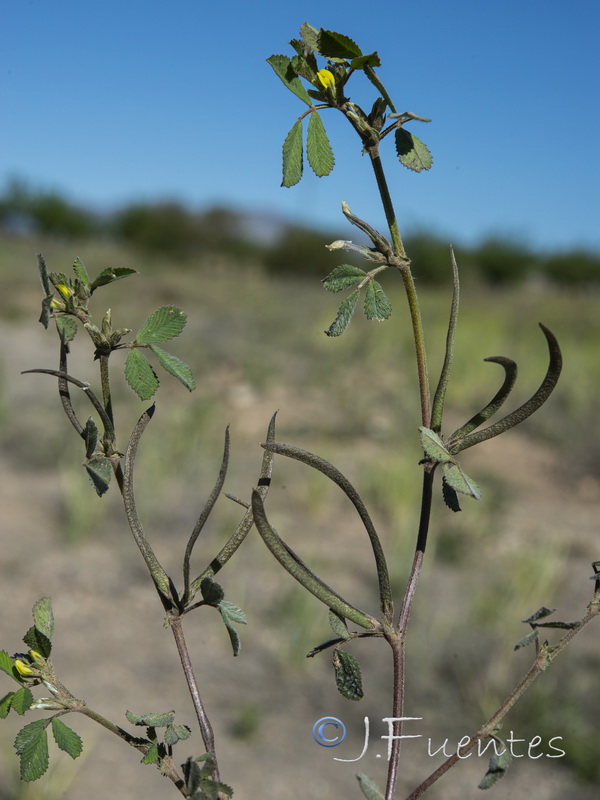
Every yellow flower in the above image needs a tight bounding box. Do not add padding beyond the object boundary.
[14,659,38,677]
[56,284,74,300]
[315,69,335,90]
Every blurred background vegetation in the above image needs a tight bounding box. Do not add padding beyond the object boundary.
[1,176,599,798]
[1,177,599,284]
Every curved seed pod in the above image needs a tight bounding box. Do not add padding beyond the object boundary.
[447,356,518,447]
[251,490,379,631]
[449,324,561,454]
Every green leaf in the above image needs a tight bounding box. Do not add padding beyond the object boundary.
[328,609,350,640]
[324,290,360,337]
[51,718,83,759]
[90,267,137,293]
[11,688,33,715]
[72,257,90,287]
[442,462,482,500]
[442,477,461,512]
[14,719,50,781]
[290,54,317,84]
[219,600,247,626]
[306,111,335,177]
[136,306,187,344]
[267,54,312,106]
[84,455,113,497]
[322,264,367,293]
[125,348,160,400]
[164,723,191,746]
[141,742,159,764]
[364,280,392,321]
[149,344,196,392]
[522,607,556,624]
[0,692,14,718]
[318,29,363,60]
[418,427,452,463]
[350,52,381,70]
[0,650,18,679]
[478,742,513,789]
[83,418,99,460]
[281,119,304,188]
[200,577,225,606]
[32,597,54,642]
[55,315,78,346]
[23,627,51,659]
[356,772,385,800]
[395,128,433,172]
[299,22,320,52]
[532,620,581,630]
[126,710,175,727]
[218,600,247,657]
[333,648,363,700]
[514,631,539,651]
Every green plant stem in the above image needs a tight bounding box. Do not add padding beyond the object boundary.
[169,614,220,782]
[405,593,600,799]
[368,147,431,427]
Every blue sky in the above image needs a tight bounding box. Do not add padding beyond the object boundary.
[3,0,599,251]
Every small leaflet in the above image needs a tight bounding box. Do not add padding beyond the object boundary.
[442,461,482,500]
[418,427,452,463]
[325,290,359,337]
[364,280,392,321]
[322,264,366,293]
[333,648,363,700]
[356,772,385,800]
[307,111,335,177]
[395,128,433,172]
[136,306,187,344]
[282,120,304,187]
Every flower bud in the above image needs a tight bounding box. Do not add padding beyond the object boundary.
[315,69,335,90]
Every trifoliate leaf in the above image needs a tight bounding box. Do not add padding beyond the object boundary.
[267,54,312,106]
[11,688,33,715]
[514,631,539,651]
[478,743,513,789]
[90,267,137,293]
[149,344,196,392]
[328,609,351,640]
[357,772,385,800]
[84,454,113,497]
[395,128,433,172]
[126,710,175,727]
[333,648,363,700]
[325,290,360,337]
[14,719,50,781]
[322,264,366,293]
[364,280,392,321]
[282,119,304,187]
[51,718,82,759]
[32,598,54,642]
[23,627,51,659]
[318,30,363,60]
[442,462,482,500]
[55,316,78,346]
[418,427,452,463]
[136,306,187,344]
[522,607,556,624]
[307,111,335,177]
[125,348,159,400]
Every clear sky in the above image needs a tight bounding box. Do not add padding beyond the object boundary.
[3,0,599,251]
